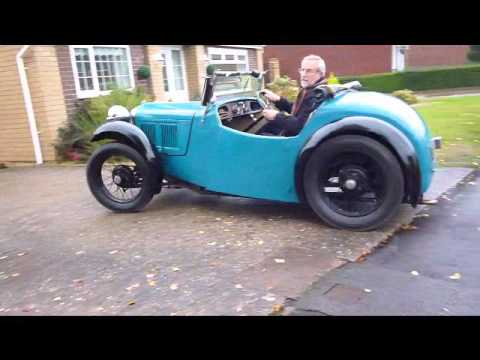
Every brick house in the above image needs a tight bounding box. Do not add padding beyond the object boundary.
[0,45,265,164]
[264,45,470,80]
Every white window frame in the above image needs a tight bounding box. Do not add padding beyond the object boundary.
[207,47,250,72]
[69,45,136,99]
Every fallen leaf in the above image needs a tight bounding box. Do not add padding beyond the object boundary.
[215,218,222,221]
[411,270,420,276]
[126,283,140,291]
[53,297,62,302]
[364,288,372,293]
[442,307,450,313]
[109,250,118,255]
[11,273,20,277]
[401,224,418,231]
[422,199,438,205]
[17,252,26,257]
[235,284,243,289]
[261,294,276,302]
[170,283,179,290]
[415,213,430,218]
[146,274,155,279]
[468,182,476,185]
[274,259,286,264]
[272,304,284,314]
[0,256,8,260]
[449,272,462,280]
[148,280,157,287]
[75,251,85,255]
[258,240,264,245]
[172,267,180,272]
[207,242,217,246]
[198,231,205,234]
[224,221,233,225]
[224,229,231,232]
[128,300,136,306]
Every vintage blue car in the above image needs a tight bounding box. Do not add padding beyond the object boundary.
[86,67,441,231]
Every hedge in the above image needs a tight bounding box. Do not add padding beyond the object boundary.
[339,65,480,93]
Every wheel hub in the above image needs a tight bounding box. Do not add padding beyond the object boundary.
[339,167,369,194]
[112,165,138,189]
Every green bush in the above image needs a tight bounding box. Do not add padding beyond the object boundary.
[137,65,151,79]
[266,76,299,102]
[467,46,480,63]
[391,89,418,105]
[339,65,480,93]
[54,87,152,161]
[327,72,340,85]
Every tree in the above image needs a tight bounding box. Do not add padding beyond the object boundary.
[467,45,480,62]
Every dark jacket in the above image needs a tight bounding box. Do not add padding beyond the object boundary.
[272,77,328,136]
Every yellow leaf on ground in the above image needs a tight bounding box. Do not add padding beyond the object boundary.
[449,273,462,280]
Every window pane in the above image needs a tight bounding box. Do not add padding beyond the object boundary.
[210,54,222,61]
[161,54,169,92]
[225,54,235,61]
[238,55,246,61]
[93,47,131,90]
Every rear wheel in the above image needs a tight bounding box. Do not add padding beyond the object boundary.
[303,135,405,231]
[86,143,155,212]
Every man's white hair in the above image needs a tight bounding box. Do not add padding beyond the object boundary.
[303,55,326,76]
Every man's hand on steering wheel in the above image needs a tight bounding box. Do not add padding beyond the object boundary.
[260,89,281,105]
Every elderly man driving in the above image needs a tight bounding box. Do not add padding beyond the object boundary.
[260,55,328,137]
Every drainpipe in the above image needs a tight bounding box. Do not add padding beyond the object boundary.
[16,45,43,165]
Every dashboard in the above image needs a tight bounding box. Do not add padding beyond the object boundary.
[218,100,263,122]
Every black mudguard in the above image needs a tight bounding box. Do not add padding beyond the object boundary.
[91,121,157,162]
[295,117,422,207]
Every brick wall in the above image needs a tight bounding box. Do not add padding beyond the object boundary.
[0,45,35,162]
[264,45,392,79]
[57,45,153,120]
[405,45,470,69]
[25,46,69,161]
[184,45,206,101]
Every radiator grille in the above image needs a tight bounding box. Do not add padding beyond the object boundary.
[160,124,178,148]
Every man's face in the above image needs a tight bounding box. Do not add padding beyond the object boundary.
[299,59,323,88]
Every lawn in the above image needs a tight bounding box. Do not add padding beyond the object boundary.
[413,95,480,168]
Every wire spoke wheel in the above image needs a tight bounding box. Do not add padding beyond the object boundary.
[86,143,156,212]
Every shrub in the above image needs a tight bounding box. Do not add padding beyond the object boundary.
[340,65,480,93]
[392,89,419,105]
[266,76,299,102]
[137,65,151,79]
[54,87,152,161]
[467,46,480,62]
[327,72,340,85]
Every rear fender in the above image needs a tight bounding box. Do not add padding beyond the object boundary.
[295,117,422,207]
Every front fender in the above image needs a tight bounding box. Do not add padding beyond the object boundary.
[295,117,423,207]
[91,121,157,162]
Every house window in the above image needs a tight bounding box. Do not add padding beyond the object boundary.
[207,47,249,72]
[70,45,135,98]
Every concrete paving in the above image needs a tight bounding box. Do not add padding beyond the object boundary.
[0,165,473,315]
[290,170,479,316]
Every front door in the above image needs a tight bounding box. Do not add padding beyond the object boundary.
[160,46,189,102]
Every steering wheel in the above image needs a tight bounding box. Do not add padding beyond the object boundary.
[258,90,272,109]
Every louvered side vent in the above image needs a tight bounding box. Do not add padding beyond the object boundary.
[160,124,178,148]
[141,124,156,143]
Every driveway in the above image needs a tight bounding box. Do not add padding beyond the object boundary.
[0,165,472,315]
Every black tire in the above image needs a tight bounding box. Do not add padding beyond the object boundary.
[303,135,405,231]
[86,143,155,212]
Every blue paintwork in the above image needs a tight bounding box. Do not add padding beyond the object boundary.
[134,92,435,203]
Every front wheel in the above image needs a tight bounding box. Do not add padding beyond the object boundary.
[303,135,405,231]
[86,143,156,212]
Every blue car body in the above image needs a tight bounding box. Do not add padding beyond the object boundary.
[134,91,435,204]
